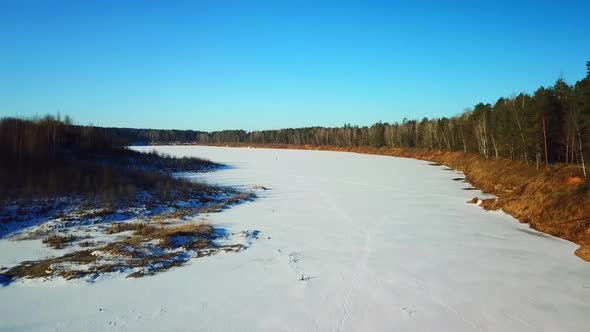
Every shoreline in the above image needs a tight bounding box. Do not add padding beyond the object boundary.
[184,142,590,262]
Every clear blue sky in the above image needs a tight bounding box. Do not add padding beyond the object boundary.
[1,0,589,131]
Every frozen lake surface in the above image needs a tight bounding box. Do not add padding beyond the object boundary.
[1,146,590,331]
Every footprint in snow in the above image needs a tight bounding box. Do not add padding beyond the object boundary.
[289,252,303,263]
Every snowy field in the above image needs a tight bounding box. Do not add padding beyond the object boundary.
[2,145,590,332]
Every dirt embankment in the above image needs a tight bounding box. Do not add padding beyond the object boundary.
[202,143,590,262]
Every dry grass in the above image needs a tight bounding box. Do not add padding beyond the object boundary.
[78,241,97,248]
[2,250,107,280]
[99,222,215,259]
[1,222,231,282]
[150,208,196,223]
[76,208,116,220]
[108,221,212,236]
[42,234,77,249]
[106,222,145,234]
[198,192,255,214]
[137,223,213,237]
[133,223,214,249]
[1,188,256,283]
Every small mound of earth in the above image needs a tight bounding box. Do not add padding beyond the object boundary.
[467,197,482,204]
[251,185,269,191]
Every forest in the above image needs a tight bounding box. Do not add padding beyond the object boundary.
[0,115,216,203]
[104,62,590,176]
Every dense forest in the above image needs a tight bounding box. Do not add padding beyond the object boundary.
[97,62,590,176]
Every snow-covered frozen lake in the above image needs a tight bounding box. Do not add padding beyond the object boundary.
[2,145,590,331]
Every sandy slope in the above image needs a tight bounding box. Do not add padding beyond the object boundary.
[1,146,589,332]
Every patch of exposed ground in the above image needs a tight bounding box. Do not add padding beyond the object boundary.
[0,189,261,285]
[3,223,258,282]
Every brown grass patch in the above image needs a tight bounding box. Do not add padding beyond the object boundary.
[133,223,214,248]
[79,241,97,248]
[2,187,256,282]
[106,222,145,234]
[3,222,224,282]
[198,192,255,214]
[104,222,215,254]
[42,234,77,249]
[150,208,196,223]
[80,208,116,219]
[4,250,102,280]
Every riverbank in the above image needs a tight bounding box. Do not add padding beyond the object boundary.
[0,117,260,284]
[197,143,590,261]
[3,145,589,331]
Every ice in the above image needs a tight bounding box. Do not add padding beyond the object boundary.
[1,146,589,331]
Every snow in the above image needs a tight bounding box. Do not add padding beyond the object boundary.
[2,145,590,331]
[0,239,50,269]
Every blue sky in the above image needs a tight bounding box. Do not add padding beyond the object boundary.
[1,0,589,131]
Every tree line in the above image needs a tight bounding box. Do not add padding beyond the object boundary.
[0,115,213,203]
[94,62,590,175]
